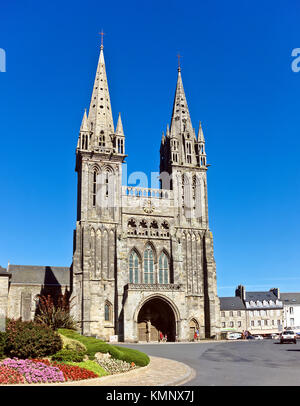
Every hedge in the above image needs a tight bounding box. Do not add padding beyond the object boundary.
[58,329,150,367]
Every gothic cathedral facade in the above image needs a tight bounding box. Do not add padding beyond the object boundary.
[71,44,220,342]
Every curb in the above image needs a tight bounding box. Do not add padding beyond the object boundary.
[156,360,195,386]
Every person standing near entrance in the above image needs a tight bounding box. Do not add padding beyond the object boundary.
[159,331,163,342]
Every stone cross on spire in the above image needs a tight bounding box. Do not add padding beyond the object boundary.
[99,29,105,49]
[177,53,182,71]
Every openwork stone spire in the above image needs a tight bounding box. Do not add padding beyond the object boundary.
[170,67,194,138]
[87,44,114,142]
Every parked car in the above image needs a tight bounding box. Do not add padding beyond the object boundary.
[227,332,242,340]
[253,335,263,340]
[272,333,280,339]
[280,330,297,344]
[247,335,255,339]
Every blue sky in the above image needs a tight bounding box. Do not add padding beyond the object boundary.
[0,0,300,296]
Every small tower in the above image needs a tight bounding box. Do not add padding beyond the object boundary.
[115,113,125,155]
[197,121,207,168]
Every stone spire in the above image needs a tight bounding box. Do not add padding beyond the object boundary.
[197,121,205,142]
[115,112,125,155]
[115,112,124,136]
[80,109,89,132]
[197,121,206,167]
[170,67,194,138]
[87,44,114,142]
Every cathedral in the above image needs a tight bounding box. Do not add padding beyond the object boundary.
[0,42,220,342]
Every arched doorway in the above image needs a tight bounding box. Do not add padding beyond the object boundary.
[189,318,199,341]
[137,297,176,342]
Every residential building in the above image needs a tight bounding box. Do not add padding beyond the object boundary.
[220,285,284,335]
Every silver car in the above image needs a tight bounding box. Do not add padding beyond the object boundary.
[280,330,297,344]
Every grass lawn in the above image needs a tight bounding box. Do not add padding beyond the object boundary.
[58,329,150,367]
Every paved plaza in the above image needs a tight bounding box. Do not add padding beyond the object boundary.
[118,339,300,386]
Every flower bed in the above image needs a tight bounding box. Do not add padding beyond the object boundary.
[1,358,64,384]
[0,365,24,384]
[96,357,137,375]
[0,358,98,384]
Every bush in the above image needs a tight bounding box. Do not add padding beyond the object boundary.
[5,318,62,359]
[59,334,87,353]
[111,346,150,367]
[34,294,78,331]
[58,329,150,367]
[0,332,6,359]
[51,349,85,363]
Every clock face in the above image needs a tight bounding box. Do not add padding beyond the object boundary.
[143,200,155,214]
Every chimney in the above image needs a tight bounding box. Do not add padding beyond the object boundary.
[235,285,246,301]
[270,288,280,299]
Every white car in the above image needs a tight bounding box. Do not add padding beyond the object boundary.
[253,335,263,340]
[227,333,242,340]
[280,330,297,344]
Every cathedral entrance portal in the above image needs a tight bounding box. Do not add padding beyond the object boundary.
[137,297,176,342]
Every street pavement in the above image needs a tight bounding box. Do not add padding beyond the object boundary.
[118,339,300,386]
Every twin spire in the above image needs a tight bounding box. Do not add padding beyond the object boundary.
[170,67,194,137]
[78,41,205,166]
[78,41,124,153]
[88,45,115,136]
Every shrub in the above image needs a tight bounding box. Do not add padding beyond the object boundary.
[34,293,78,330]
[5,318,62,359]
[51,349,85,363]
[111,346,150,367]
[59,334,87,353]
[0,331,6,359]
[58,329,150,367]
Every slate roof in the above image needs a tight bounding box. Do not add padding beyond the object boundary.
[0,266,9,276]
[245,291,278,302]
[8,265,70,286]
[281,293,300,305]
[219,297,246,311]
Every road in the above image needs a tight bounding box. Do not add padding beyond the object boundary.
[118,339,300,385]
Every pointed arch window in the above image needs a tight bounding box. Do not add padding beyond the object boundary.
[104,301,112,322]
[144,245,154,284]
[99,131,105,147]
[117,138,124,154]
[158,252,169,284]
[105,172,109,197]
[92,171,97,207]
[129,251,140,283]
